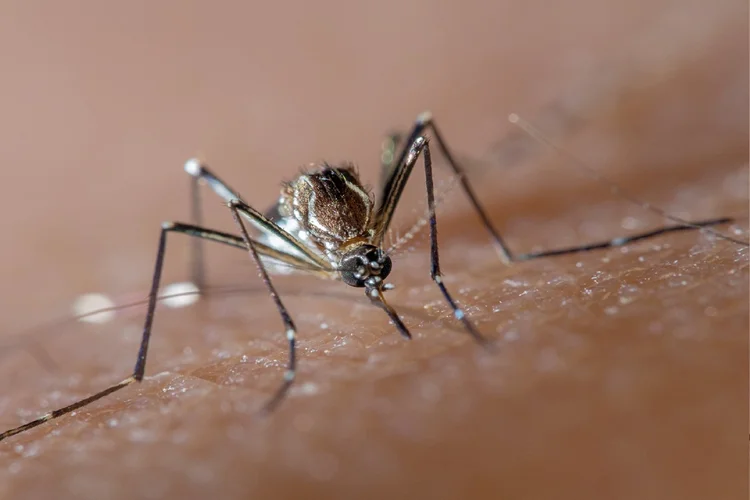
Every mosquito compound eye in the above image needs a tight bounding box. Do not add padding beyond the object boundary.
[339,254,367,287]
[339,245,393,287]
[377,255,393,280]
[360,247,392,279]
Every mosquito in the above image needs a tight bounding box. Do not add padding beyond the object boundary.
[0,112,743,443]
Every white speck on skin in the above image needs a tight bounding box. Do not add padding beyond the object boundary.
[129,427,158,443]
[504,330,519,341]
[298,382,319,395]
[160,282,200,308]
[73,293,116,324]
[621,216,640,230]
[21,442,40,458]
[536,347,564,372]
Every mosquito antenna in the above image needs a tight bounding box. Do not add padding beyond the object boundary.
[508,113,749,247]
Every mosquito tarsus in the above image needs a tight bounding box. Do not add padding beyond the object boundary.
[0,111,741,442]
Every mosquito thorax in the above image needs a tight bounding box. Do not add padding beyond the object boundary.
[339,244,392,288]
[281,164,373,254]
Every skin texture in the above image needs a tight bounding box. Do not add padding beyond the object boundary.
[0,1,747,499]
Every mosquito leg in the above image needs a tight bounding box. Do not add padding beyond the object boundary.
[379,131,404,194]
[516,217,734,260]
[185,158,247,289]
[371,125,488,344]
[0,222,252,442]
[415,112,514,263]
[228,200,298,413]
[189,169,206,289]
[508,113,749,248]
[385,112,742,263]
[374,112,514,264]
[184,158,243,204]
[185,159,329,270]
[408,136,488,345]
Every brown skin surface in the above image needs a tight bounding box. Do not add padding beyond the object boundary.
[0,1,747,499]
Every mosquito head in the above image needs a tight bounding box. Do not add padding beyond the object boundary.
[339,244,392,288]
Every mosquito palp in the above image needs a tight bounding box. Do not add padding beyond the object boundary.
[0,112,740,443]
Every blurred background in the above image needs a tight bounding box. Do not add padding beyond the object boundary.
[0,1,747,499]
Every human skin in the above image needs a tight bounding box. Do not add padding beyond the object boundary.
[0,1,747,499]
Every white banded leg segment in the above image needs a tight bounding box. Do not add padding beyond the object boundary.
[184,158,242,204]
[227,201,300,414]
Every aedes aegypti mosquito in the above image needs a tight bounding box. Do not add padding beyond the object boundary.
[1,112,744,443]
